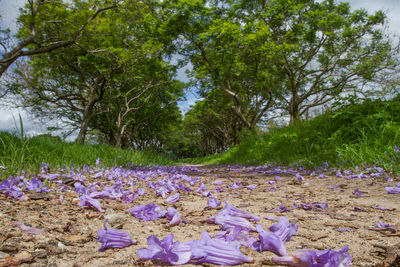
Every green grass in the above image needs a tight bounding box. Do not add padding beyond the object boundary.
[0,132,174,179]
[181,96,400,173]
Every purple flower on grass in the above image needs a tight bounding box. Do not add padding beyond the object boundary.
[137,234,192,265]
[166,193,180,203]
[272,245,352,267]
[191,231,254,265]
[126,203,166,221]
[79,194,104,212]
[394,146,399,153]
[97,220,136,251]
[207,197,221,208]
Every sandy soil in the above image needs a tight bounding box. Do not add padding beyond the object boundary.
[0,164,399,267]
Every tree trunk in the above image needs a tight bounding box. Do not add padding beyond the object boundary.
[76,99,96,143]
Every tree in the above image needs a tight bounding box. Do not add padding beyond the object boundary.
[228,0,398,123]
[162,0,283,129]
[10,0,180,143]
[0,0,119,78]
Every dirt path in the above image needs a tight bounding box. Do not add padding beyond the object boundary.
[0,165,399,266]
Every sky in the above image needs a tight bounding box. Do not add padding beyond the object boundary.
[1,0,400,137]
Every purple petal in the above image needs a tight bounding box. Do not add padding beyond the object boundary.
[79,195,104,212]
[166,207,185,226]
[207,197,221,208]
[125,203,166,221]
[97,220,136,251]
[272,245,352,267]
[269,217,298,243]
[191,231,254,265]
[385,186,400,194]
[137,234,191,265]
[166,193,180,203]
[254,224,287,256]
[12,222,45,235]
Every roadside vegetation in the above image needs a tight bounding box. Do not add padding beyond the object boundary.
[182,95,400,174]
[0,132,173,179]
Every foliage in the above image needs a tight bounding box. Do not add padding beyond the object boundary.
[0,132,174,180]
[181,95,400,173]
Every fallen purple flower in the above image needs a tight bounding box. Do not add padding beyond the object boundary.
[244,185,256,190]
[385,184,400,194]
[97,220,136,251]
[137,234,192,265]
[213,227,258,248]
[207,197,221,208]
[79,194,105,212]
[272,245,352,267]
[221,201,260,222]
[191,231,254,265]
[253,217,298,256]
[12,222,46,235]
[375,221,398,232]
[352,188,366,196]
[166,207,185,226]
[338,227,353,232]
[167,193,180,203]
[126,203,166,221]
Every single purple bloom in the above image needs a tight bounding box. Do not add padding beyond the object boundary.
[213,179,223,185]
[191,231,254,265]
[272,245,352,267]
[166,193,180,203]
[385,186,400,194]
[207,197,222,208]
[97,220,136,251]
[79,194,104,212]
[125,203,166,221]
[338,227,353,232]
[375,221,398,232]
[166,207,185,226]
[253,217,298,256]
[244,185,256,190]
[137,234,192,265]
[213,227,258,248]
[394,146,399,153]
[13,222,45,235]
[295,173,304,181]
[352,188,365,196]
[221,201,260,221]
[156,186,169,198]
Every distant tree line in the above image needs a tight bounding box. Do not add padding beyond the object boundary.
[1,0,398,157]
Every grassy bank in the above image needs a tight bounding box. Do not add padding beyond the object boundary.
[182,96,400,173]
[0,132,174,179]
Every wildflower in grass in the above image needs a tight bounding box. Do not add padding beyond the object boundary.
[126,203,166,221]
[191,231,254,265]
[395,146,399,153]
[0,166,5,170]
[137,234,192,265]
[167,193,180,203]
[97,220,136,251]
[272,245,352,267]
[207,197,221,208]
